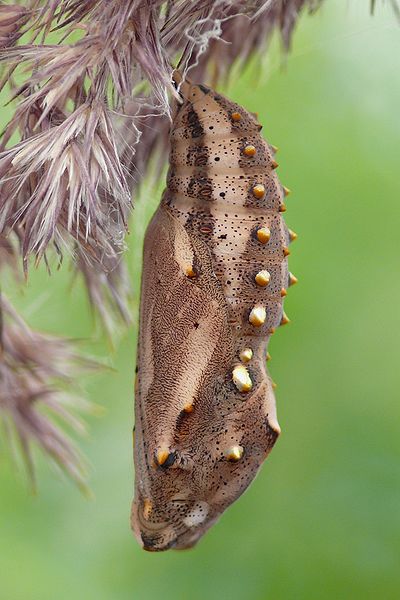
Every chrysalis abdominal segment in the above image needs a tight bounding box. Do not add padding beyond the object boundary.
[132,75,296,551]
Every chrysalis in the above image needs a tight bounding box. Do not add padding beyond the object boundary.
[131,75,296,551]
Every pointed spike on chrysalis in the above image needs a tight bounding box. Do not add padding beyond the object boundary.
[283,246,290,257]
[271,160,279,170]
[249,305,266,327]
[283,186,291,196]
[272,381,278,390]
[270,144,279,153]
[155,448,170,467]
[280,312,290,325]
[239,348,253,363]
[280,287,287,297]
[255,270,271,287]
[289,272,298,286]
[232,365,253,393]
[289,229,298,242]
[231,112,242,121]
[279,203,287,213]
[183,402,194,414]
[185,265,196,278]
[252,184,265,199]
[256,227,271,244]
[243,145,257,157]
[266,352,272,361]
[225,445,244,462]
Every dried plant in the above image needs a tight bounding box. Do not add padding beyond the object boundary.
[0,0,322,306]
[0,292,100,488]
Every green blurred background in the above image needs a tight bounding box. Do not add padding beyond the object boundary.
[1,2,400,599]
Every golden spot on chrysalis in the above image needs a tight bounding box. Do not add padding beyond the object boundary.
[270,327,276,335]
[271,160,279,170]
[289,272,298,286]
[232,365,253,393]
[279,203,287,213]
[289,229,298,241]
[283,186,291,196]
[225,445,244,462]
[243,144,257,157]
[185,266,196,278]
[252,184,265,199]
[270,144,278,153]
[231,112,242,121]
[272,381,278,390]
[283,246,290,257]
[239,348,253,363]
[255,270,271,287]
[143,499,153,520]
[267,352,272,361]
[156,448,170,467]
[256,227,271,244]
[249,305,266,327]
[280,287,287,297]
[183,402,194,414]
[280,312,290,325]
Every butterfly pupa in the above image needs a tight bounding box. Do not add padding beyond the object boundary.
[131,73,295,551]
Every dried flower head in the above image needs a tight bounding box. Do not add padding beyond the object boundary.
[0,4,29,49]
[0,293,100,488]
[0,0,322,322]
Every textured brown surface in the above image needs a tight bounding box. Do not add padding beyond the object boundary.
[132,80,292,551]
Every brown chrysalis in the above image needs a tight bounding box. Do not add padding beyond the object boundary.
[131,74,297,551]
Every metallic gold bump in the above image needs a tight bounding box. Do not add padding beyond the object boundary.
[271,160,279,169]
[272,381,278,390]
[267,352,272,361]
[143,499,152,520]
[255,270,271,287]
[183,402,194,414]
[280,312,290,325]
[243,144,257,157]
[289,272,298,286]
[283,246,290,257]
[239,348,253,363]
[231,112,242,121]
[156,448,170,467]
[252,184,265,199]
[280,287,287,297]
[232,365,253,393]
[289,229,298,242]
[185,266,196,277]
[256,227,271,244]
[271,144,279,153]
[279,203,287,213]
[283,186,291,196]
[225,445,244,462]
[249,305,266,327]
[270,327,276,335]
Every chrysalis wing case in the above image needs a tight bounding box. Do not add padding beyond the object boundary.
[131,74,297,551]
